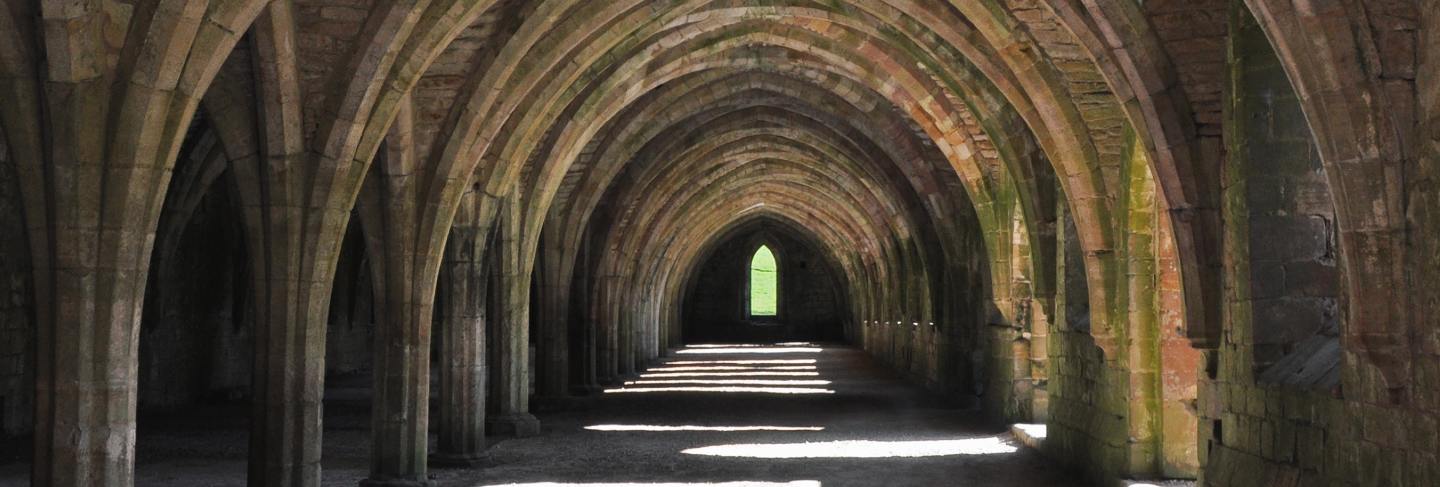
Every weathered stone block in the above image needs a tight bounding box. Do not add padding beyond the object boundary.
[1248,215,1332,263]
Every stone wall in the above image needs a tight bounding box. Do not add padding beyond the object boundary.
[978,193,1040,425]
[1224,6,1341,388]
[1198,4,1439,486]
[1048,329,1133,482]
[980,314,1028,424]
[861,221,990,407]
[1005,133,1203,484]
[1042,203,1134,483]
[0,129,32,437]
[683,226,845,343]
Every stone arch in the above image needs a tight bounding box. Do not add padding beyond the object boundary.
[0,2,273,482]
[1039,0,1223,347]
[472,22,1059,361]
[198,1,507,483]
[1226,7,1343,391]
[1241,0,1413,392]
[406,1,1100,351]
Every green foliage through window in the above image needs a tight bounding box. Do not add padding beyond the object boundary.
[750,245,777,316]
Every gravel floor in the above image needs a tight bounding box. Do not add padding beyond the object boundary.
[0,344,1080,486]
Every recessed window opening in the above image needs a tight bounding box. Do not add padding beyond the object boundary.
[749,245,778,317]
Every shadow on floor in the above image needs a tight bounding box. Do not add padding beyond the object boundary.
[0,343,1082,487]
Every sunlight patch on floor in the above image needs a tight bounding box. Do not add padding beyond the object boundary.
[585,424,825,432]
[640,372,820,378]
[603,386,836,395]
[682,438,1018,458]
[675,347,822,355]
[679,343,817,348]
[479,482,822,487]
[663,359,816,365]
[648,365,817,372]
[625,379,831,386]
[685,344,778,348]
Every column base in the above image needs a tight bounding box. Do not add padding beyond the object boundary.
[487,413,541,438]
[359,476,434,487]
[429,452,491,468]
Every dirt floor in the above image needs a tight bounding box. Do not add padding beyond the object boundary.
[0,344,1079,486]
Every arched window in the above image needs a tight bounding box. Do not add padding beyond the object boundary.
[749,245,778,317]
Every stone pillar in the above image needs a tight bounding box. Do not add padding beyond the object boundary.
[487,197,540,437]
[573,244,603,394]
[357,273,429,478]
[615,269,638,377]
[230,10,335,486]
[2,2,254,485]
[534,291,571,400]
[362,295,434,484]
[244,236,333,487]
[362,266,438,487]
[617,301,637,377]
[534,235,570,402]
[596,276,620,385]
[1028,299,1052,422]
[31,221,153,487]
[355,99,447,486]
[235,128,340,485]
[642,293,659,362]
[433,190,495,466]
[1122,132,1161,477]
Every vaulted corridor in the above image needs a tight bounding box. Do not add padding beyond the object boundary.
[2,1,1438,486]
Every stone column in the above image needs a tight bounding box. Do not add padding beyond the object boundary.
[573,243,602,394]
[3,2,256,485]
[355,99,449,486]
[596,276,621,385]
[1122,133,1161,477]
[534,235,571,402]
[615,271,637,377]
[534,285,571,400]
[487,197,541,437]
[215,2,488,484]
[228,9,342,486]
[231,113,335,487]
[433,190,495,466]
[617,303,637,377]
